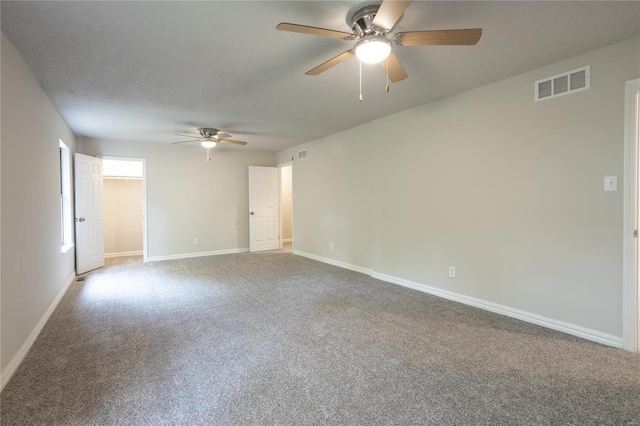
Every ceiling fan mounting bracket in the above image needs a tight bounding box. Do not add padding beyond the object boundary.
[349,5,389,38]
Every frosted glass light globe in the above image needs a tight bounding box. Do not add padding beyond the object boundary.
[355,36,391,64]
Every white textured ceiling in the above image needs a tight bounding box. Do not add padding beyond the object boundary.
[1,1,639,151]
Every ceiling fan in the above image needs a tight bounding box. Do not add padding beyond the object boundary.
[172,128,247,162]
[276,0,482,88]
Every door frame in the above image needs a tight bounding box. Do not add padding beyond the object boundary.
[278,161,293,250]
[101,156,149,262]
[622,78,640,352]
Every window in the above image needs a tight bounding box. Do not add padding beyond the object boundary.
[59,140,73,252]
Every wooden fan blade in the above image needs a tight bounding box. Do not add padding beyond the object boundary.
[171,139,200,144]
[218,139,247,146]
[372,0,412,31]
[379,52,407,83]
[173,133,200,138]
[306,50,355,76]
[395,29,482,46]
[216,133,231,139]
[276,23,353,40]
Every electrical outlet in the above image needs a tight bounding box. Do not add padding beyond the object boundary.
[330,243,334,251]
[604,176,617,192]
[448,266,456,279]
[193,238,198,246]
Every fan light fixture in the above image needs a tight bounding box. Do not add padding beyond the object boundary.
[355,36,391,64]
[201,140,217,148]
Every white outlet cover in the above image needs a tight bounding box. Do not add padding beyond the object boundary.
[604,176,617,192]
[448,266,456,279]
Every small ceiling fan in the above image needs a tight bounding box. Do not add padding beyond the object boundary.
[172,128,247,162]
[276,0,482,86]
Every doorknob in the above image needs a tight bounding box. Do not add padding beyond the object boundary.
[250,212,255,215]
[75,217,85,222]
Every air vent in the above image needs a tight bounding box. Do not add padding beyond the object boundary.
[297,149,308,160]
[535,65,590,102]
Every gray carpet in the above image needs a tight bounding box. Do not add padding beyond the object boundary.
[2,251,639,425]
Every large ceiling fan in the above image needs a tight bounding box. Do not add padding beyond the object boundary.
[277,0,482,86]
[172,128,247,162]
[172,128,248,147]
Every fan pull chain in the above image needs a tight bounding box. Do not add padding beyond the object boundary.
[359,59,363,102]
[207,147,211,162]
[386,56,390,93]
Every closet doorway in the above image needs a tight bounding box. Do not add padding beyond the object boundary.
[280,164,293,251]
[102,157,147,261]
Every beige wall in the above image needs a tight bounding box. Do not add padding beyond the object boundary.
[277,36,640,338]
[1,34,78,377]
[80,139,276,258]
[280,165,293,240]
[278,123,374,269]
[104,178,143,255]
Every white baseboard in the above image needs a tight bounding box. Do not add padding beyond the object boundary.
[104,250,143,259]
[371,271,623,348]
[293,250,372,275]
[281,238,292,243]
[146,248,249,262]
[291,250,622,348]
[1,271,76,392]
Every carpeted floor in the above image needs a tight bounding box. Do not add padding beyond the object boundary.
[2,250,639,425]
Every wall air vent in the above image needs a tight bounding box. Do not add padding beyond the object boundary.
[297,149,308,160]
[535,65,590,102]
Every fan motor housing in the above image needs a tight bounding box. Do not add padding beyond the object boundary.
[198,128,219,139]
[350,5,387,37]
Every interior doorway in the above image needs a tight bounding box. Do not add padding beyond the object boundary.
[280,163,293,251]
[102,157,147,261]
[623,78,640,352]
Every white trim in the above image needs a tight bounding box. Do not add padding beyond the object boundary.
[146,248,249,262]
[61,243,75,254]
[104,250,143,259]
[371,271,622,348]
[281,238,292,243]
[1,272,76,391]
[623,78,640,352]
[293,250,372,275]
[101,156,148,262]
[292,249,622,348]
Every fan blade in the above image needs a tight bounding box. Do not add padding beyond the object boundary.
[276,23,353,40]
[372,0,412,31]
[395,29,482,46]
[216,133,231,139]
[173,133,200,138]
[171,139,200,144]
[218,139,248,146]
[379,52,407,83]
[306,50,355,76]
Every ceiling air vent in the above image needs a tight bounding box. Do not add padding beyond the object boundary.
[297,149,308,160]
[535,65,590,102]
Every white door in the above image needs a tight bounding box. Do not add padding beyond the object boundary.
[75,153,104,274]
[249,166,280,252]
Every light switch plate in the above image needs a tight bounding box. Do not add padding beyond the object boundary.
[604,176,617,192]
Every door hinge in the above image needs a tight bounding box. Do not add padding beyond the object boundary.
[634,229,638,238]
